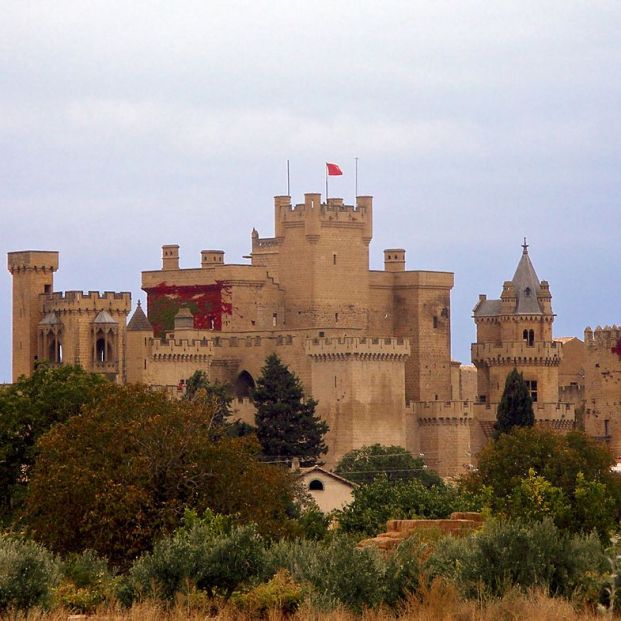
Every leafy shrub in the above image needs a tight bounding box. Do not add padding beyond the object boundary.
[266,535,385,612]
[0,535,61,613]
[233,569,304,617]
[54,549,116,613]
[467,428,621,540]
[295,503,331,541]
[425,519,607,600]
[337,477,482,536]
[130,510,266,601]
[62,549,112,588]
[383,535,428,607]
[335,444,444,486]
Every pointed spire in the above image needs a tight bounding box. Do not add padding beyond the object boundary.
[512,241,543,314]
[127,301,152,332]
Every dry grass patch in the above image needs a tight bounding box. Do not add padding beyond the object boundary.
[0,587,611,621]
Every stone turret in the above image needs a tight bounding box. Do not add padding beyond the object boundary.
[472,240,560,405]
[126,301,153,384]
[8,251,59,380]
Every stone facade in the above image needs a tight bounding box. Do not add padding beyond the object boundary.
[583,326,621,458]
[9,193,603,476]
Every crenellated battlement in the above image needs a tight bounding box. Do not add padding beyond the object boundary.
[584,325,621,349]
[408,400,474,424]
[471,341,562,367]
[306,336,409,361]
[473,401,575,423]
[152,332,302,358]
[43,290,131,313]
[273,193,373,240]
[150,337,214,362]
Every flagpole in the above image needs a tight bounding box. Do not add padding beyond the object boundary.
[287,160,290,196]
[355,157,358,197]
[325,163,328,202]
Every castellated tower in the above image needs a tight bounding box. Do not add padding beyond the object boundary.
[7,251,59,380]
[253,194,373,330]
[470,241,574,448]
[583,325,621,457]
[8,250,131,383]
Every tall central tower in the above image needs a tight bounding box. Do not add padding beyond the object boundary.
[260,193,373,330]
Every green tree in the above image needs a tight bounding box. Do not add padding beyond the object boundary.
[24,384,296,566]
[337,477,482,536]
[335,444,442,486]
[0,364,106,520]
[494,368,534,436]
[184,370,232,431]
[130,509,266,601]
[466,427,621,539]
[253,354,327,463]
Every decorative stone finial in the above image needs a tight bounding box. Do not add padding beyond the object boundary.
[522,237,529,254]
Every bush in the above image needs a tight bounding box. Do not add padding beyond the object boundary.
[425,519,607,600]
[383,535,428,608]
[266,535,385,612]
[130,510,266,601]
[54,549,115,613]
[233,569,304,618]
[295,504,331,541]
[467,428,621,540]
[337,477,482,536]
[335,444,444,486]
[0,535,61,613]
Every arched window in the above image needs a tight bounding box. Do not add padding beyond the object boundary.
[48,337,62,363]
[528,329,535,346]
[308,479,324,491]
[234,370,255,399]
[96,337,106,362]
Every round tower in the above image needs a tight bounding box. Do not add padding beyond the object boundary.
[7,251,59,380]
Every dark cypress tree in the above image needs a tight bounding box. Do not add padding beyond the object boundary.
[494,368,535,437]
[253,353,328,463]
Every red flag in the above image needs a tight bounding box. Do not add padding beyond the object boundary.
[326,162,343,176]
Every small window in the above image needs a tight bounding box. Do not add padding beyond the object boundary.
[272,313,277,327]
[44,284,52,294]
[525,380,538,402]
[333,253,337,265]
[319,331,325,337]
[309,479,324,491]
[604,420,610,437]
[335,312,339,322]
[433,316,439,329]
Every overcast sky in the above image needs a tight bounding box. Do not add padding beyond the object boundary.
[2,1,620,383]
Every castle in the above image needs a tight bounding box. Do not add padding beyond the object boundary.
[8,192,619,475]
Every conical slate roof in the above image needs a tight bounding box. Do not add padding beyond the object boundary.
[511,241,542,314]
[127,301,152,332]
[473,240,544,317]
[93,310,117,324]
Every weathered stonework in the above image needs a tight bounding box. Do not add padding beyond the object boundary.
[8,195,596,475]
